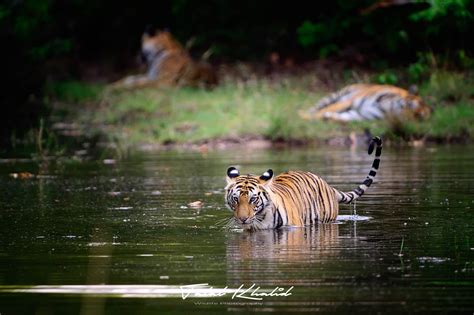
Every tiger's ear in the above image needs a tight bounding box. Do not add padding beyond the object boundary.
[144,24,156,37]
[408,84,419,95]
[259,169,273,185]
[226,167,240,184]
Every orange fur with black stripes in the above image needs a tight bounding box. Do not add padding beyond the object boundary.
[299,84,431,122]
[225,137,382,230]
[110,30,217,89]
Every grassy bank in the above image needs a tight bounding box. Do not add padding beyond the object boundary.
[49,68,474,150]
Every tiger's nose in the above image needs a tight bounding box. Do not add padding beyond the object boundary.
[239,216,249,224]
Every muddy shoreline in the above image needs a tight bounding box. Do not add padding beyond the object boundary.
[132,133,472,152]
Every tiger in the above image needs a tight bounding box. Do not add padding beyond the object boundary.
[225,136,382,230]
[299,84,431,122]
[110,28,218,90]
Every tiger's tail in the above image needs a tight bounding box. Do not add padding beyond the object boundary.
[335,136,382,204]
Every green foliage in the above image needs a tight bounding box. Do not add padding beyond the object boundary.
[407,52,437,82]
[421,71,474,103]
[296,20,340,58]
[408,50,474,84]
[12,0,52,38]
[297,21,324,48]
[408,62,429,82]
[426,102,474,137]
[291,1,474,60]
[2,1,474,66]
[3,1,474,73]
[45,81,104,103]
[30,39,72,60]
[1,0,72,61]
[376,71,399,85]
[457,50,474,69]
[0,6,9,21]
[34,118,65,158]
[410,0,472,21]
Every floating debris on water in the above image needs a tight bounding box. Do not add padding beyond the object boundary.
[9,172,35,179]
[336,215,372,221]
[188,201,204,208]
[417,257,451,264]
[87,242,109,247]
[36,175,56,179]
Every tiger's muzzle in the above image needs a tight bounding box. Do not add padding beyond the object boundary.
[235,195,255,224]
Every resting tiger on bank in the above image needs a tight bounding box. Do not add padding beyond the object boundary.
[299,84,431,122]
[110,28,218,89]
[225,137,382,230]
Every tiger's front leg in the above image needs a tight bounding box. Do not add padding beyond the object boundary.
[108,74,151,90]
[323,110,365,122]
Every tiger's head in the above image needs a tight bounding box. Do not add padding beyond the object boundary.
[141,28,183,65]
[225,167,274,229]
[407,86,432,120]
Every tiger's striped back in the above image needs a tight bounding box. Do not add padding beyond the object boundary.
[268,171,339,224]
[299,84,431,122]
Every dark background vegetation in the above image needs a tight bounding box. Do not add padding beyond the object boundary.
[1,0,473,146]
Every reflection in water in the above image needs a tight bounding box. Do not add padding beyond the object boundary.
[226,224,340,286]
[81,226,112,315]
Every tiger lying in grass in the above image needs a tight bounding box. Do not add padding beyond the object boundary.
[225,137,382,230]
[110,28,218,90]
[299,84,431,122]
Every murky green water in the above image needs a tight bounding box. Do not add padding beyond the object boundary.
[0,145,473,314]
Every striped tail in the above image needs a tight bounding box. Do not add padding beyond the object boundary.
[336,136,382,204]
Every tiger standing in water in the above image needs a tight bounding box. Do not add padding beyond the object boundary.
[225,137,382,230]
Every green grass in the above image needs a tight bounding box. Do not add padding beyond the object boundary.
[93,76,343,145]
[56,70,474,148]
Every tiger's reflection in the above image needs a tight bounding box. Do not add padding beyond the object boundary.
[225,224,341,286]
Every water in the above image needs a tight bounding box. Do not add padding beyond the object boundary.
[0,145,473,314]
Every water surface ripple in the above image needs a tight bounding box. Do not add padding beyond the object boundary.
[0,146,473,313]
